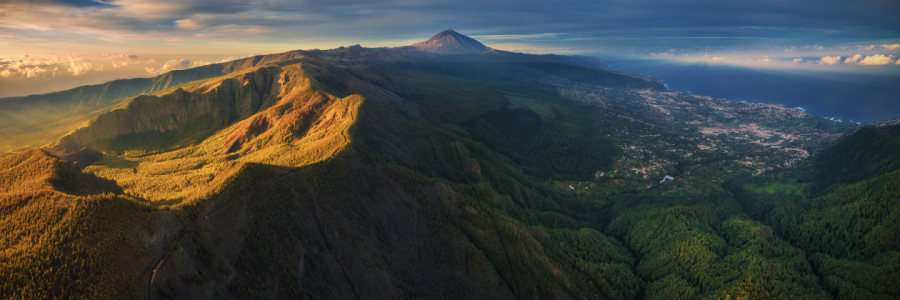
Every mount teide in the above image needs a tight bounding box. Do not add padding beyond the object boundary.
[410,29,493,54]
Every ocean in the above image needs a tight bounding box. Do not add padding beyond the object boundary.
[604,59,900,123]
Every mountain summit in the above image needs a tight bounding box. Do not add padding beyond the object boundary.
[410,29,492,54]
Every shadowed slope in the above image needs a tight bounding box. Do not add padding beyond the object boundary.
[812,124,900,190]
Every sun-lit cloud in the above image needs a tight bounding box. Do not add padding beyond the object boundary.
[108,0,190,21]
[841,54,894,65]
[0,52,264,97]
[844,54,862,64]
[67,57,97,76]
[818,56,841,65]
[214,54,267,63]
[882,44,900,51]
[857,54,893,65]
[792,58,802,63]
[0,55,110,79]
[175,19,204,31]
[107,54,155,68]
[144,58,211,75]
[0,56,56,79]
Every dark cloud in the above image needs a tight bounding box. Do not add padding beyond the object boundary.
[0,0,114,7]
[55,0,113,7]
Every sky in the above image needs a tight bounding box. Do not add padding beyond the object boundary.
[1,0,899,97]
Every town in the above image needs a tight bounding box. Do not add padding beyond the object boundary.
[550,79,865,196]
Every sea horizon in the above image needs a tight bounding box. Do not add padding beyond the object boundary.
[604,58,900,124]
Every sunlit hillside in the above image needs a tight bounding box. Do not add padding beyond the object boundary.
[0,149,147,299]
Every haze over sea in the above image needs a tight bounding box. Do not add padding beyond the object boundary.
[606,59,900,123]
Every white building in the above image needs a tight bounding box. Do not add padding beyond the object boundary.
[660,175,674,183]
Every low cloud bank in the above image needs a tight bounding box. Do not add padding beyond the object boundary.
[144,58,211,75]
[818,56,841,65]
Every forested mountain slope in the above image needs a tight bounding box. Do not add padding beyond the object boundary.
[812,124,900,190]
[732,124,900,300]
[0,149,146,299]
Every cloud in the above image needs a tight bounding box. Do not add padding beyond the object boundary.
[711,57,724,60]
[66,56,95,75]
[854,44,899,51]
[167,58,191,69]
[842,54,894,65]
[144,58,211,75]
[844,54,862,64]
[0,54,132,79]
[215,54,266,63]
[818,56,841,65]
[175,19,204,30]
[0,56,58,78]
[857,54,893,65]
[108,54,149,68]
[651,52,675,57]
[471,33,560,40]
[792,58,802,63]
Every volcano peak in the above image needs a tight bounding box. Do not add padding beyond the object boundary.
[411,29,491,54]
